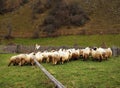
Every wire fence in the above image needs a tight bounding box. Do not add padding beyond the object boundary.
[0,45,120,56]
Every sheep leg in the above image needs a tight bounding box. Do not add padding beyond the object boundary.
[54,58,57,65]
[99,55,102,62]
[62,62,63,64]
[52,58,55,65]
[19,62,22,66]
[99,59,102,62]
[21,59,25,66]
[31,61,35,66]
[46,58,49,63]
[82,55,85,61]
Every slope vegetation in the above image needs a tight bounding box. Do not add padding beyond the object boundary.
[0,0,120,38]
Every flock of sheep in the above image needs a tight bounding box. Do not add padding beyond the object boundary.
[8,45,112,66]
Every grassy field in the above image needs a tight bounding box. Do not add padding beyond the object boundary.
[0,54,120,88]
[1,34,120,47]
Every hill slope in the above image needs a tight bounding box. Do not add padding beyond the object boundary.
[0,0,120,38]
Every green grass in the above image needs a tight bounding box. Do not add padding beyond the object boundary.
[1,34,120,47]
[0,54,120,88]
[0,54,54,88]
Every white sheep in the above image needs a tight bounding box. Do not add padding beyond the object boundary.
[8,54,27,66]
[59,50,70,64]
[90,49,103,62]
[104,48,112,59]
[52,51,61,65]
[35,52,43,63]
[80,47,91,60]
[25,52,36,65]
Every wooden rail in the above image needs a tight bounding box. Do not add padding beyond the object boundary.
[34,58,65,88]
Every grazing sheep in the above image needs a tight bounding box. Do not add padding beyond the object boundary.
[80,47,91,61]
[97,47,107,60]
[90,49,103,62]
[59,51,70,64]
[104,48,112,58]
[25,52,36,66]
[8,46,113,66]
[8,55,21,66]
[42,51,51,63]
[35,52,43,63]
[52,51,61,65]
[17,54,28,66]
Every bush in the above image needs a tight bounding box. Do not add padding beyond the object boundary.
[22,0,29,4]
[41,0,90,35]
[0,0,4,14]
[31,0,51,14]
[0,0,29,14]
[31,0,43,14]
[43,24,56,33]
[70,15,88,26]
[43,16,56,25]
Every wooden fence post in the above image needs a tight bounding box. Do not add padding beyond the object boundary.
[112,46,118,57]
[34,58,65,88]
[16,45,20,53]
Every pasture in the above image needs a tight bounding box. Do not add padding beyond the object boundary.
[0,54,120,88]
[1,34,120,47]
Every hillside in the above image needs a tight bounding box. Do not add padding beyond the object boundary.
[0,0,120,38]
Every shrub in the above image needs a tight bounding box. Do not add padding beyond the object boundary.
[70,15,88,26]
[43,24,56,33]
[43,16,56,25]
[31,0,56,14]
[0,0,29,14]
[41,0,90,35]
